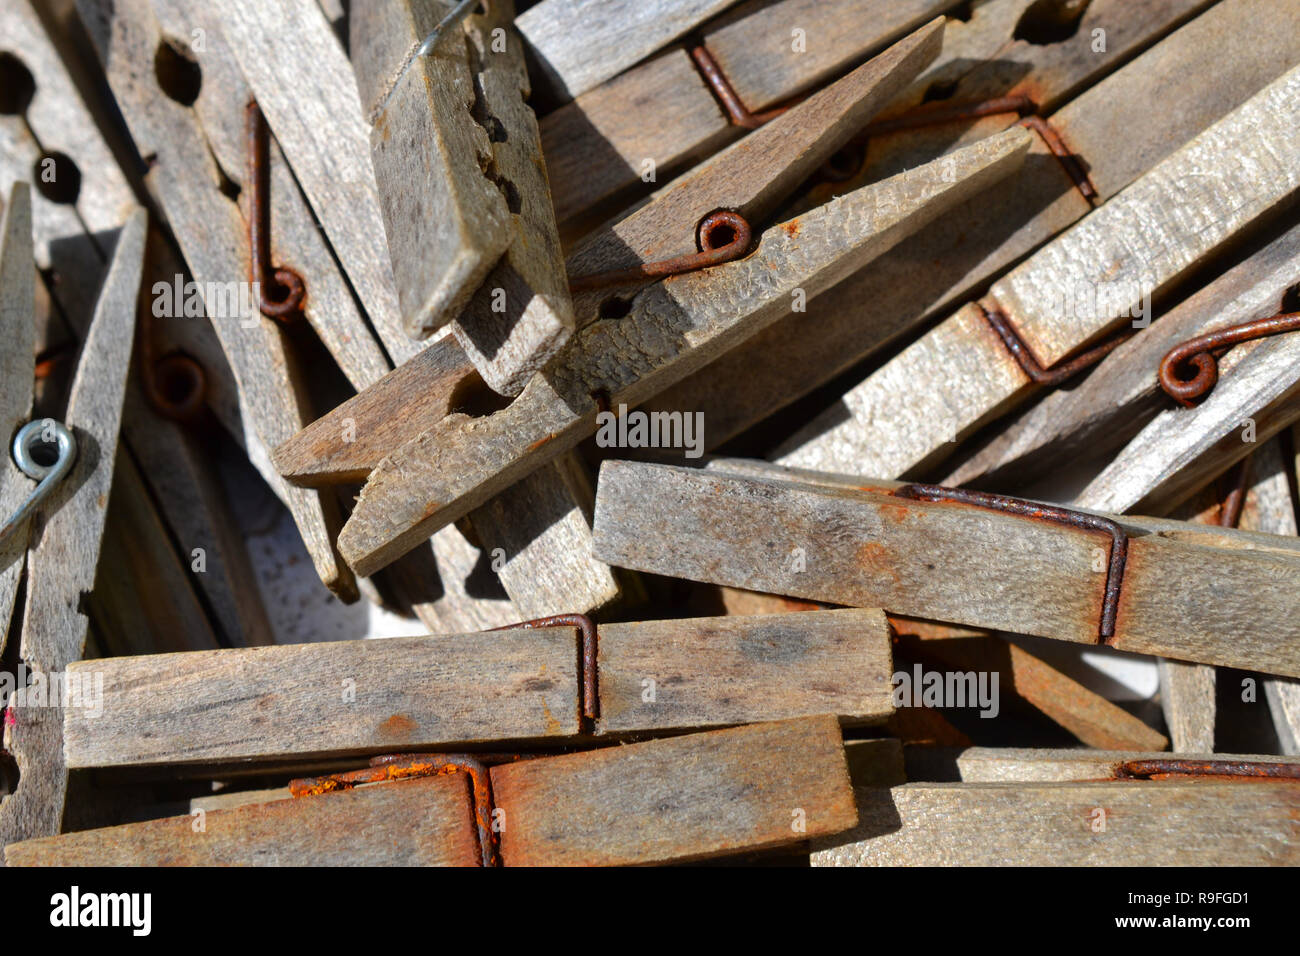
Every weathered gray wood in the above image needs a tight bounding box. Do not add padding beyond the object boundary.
[352,0,511,341]
[78,0,356,599]
[154,0,391,392]
[273,336,476,486]
[516,0,742,103]
[388,525,522,634]
[563,19,946,331]
[948,219,1300,488]
[270,333,619,618]
[209,0,411,362]
[5,775,479,866]
[494,716,857,865]
[1237,439,1300,753]
[1074,336,1300,515]
[339,126,1031,576]
[0,182,34,653]
[63,627,582,768]
[468,453,621,618]
[777,65,1300,478]
[1052,0,1300,201]
[0,209,143,850]
[1157,659,1215,753]
[591,462,1300,676]
[448,0,575,395]
[542,0,957,237]
[89,452,222,656]
[597,609,894,733]
[812,781,1300,865]
[953,746,1300,782]
[641,0,1244,451]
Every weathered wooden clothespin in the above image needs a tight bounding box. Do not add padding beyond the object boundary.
[7,716,859,866]
[0,204,146,852]
[318,21,1037,576]
[354,0,575,395]
[643,0,1300,455]
[812,747,1300,865]
[59,608,892,768]
[591,460,1300,678]
[773,64,1300,481]
[541,0,958,237]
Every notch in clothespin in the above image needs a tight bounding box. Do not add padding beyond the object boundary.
[297,20,1034,577]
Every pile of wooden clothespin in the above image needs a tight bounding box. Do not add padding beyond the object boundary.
[0,0,1298,868]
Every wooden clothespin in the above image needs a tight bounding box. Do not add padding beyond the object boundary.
[60,608,892,768]
[590,460,1300,678]
[0,204,146,851]
[773,64,1300,481]
[77,0,376,599]
[643,0,1300,455]
[202,0,410,363]
[354,0,575,395]
[542,0,958,237]
[812,747,1300,865]
[7,716,858,866]
[318,21,1035,576]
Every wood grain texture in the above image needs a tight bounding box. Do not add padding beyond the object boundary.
[542,0,957,237]
[1156,659,1215,752]
[953,746,1300,782]
[812,781,1300,865]
[593,462,1300,675]
[994,64,1300,368]
[947,219,1300,489]
[774,301,1028,475]
[79,0,356,599]
[389,525,522,634]
[5,775,479,866]
[155,0,391,392]
[596,609,894,733]
[339,128,1031,576]
[493,716,856,865]
[1244,440,1300,754]
[777,64,1300,478]
[270,334,617,619]
[1073,334,1300,516]
[595,462,1105,645]
[63,627,582,768]
[0,0,136,266]
[706,0,958,111]
[1055,0,1300,202]
[542,47,729,239]
[563,19,946,330]
[353,0,511,340]
[643,0,1254,451]
[516,0,742,102]
[210,0,410,362]
[0,209,143,850]
[89,452,221,656]
[273,335,475,486]
[0,182,34,653]
[467,453,620,618]
[448,0,575,396]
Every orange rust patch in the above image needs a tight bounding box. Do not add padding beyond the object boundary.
[527,433,556,452]
[379,714,418,737]
[856,541,901,587]
[781,219,801,238]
